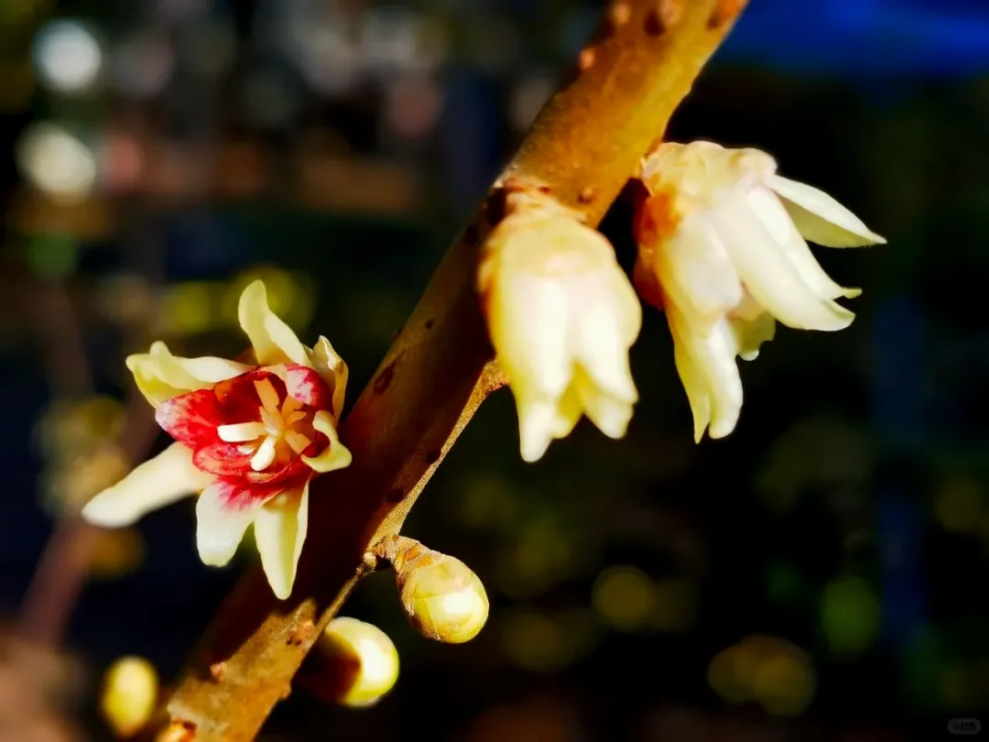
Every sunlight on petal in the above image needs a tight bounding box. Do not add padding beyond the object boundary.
[572,366,634,440]
[713,204,855,332]
[309,336,348,419]
[302,410,352,473]
[238,280,312,367]
[767,174,886,248]
[488,274,571,401]
[747,188,861,301]
[126,341,251,407]
[195,482,268,567]
[254,483,309,600]
[82,443,212,527]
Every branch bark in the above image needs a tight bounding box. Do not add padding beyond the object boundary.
[155,1,747,739]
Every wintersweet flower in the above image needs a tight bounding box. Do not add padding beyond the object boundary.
[634,141,885,442]
[82,280,351,599]
[478,192,641,462]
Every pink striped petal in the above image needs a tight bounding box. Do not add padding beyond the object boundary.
[194,443,314,485]
[192,442,254,478]
[213,369,282,421]
[284,364,331,410]
[210,476,286,510]
[156,389,223,449]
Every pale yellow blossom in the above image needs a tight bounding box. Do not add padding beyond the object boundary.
[634,141,884,441]
[478,195,641,462]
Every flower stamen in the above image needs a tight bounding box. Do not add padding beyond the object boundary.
[255,378,281,413]
[284,431,313,454]
[217,422,266,442]
[250,435,278,471]
[224,375,320,470]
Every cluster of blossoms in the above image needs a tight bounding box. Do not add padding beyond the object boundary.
[81,140,884,602]
[481,141,885,459]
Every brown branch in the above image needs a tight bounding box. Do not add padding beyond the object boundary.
[155,1,747,739]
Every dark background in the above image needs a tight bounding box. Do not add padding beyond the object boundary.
[2,0,989,740]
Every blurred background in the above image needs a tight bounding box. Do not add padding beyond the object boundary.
[1,0,988,740]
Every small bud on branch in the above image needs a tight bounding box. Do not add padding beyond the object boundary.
[377,535,489,644]
[305,617,400,708]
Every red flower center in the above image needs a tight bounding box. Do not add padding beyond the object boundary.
[155,364,333,488]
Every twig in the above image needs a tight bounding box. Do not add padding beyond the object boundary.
[155,1,747,739]
[19,278,96,647]
[19,238,161,648]
[18,516,101,647]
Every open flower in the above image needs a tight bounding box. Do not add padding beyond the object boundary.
[634,141,885,442]
[478,193,641,462]
[82,280,351,599]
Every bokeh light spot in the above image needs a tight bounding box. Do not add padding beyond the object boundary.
[16,123,98,203]
[33,19,102,94]
[935,476,983,534]
[592,565,657,632]
[501,610,573,673]
[159,281,219,336]
[820,576,881,657]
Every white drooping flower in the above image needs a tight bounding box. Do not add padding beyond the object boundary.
[478,191,641,462]
[633,141,885,442]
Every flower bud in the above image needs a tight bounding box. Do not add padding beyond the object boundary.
[386,536,489,644]
[315,617,399,708]
[99,656,158,738]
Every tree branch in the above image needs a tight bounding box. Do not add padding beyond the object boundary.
[155,1,747,739]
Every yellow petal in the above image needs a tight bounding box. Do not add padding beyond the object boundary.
[489,272,572,401]
[238,279,312,367]
[309,336,348,419]
[553,384,584,440]
[195,482,267,567]
[126,341,252,407]
[572,366,635,440]
[747,187,861,300]
[767,174,886,248]
[652,217,743,329]
[302,410,352,473]
[668,311,745,442]
[712,202,855,332]
[732,312,776,362]
[81,443,213,527]
[516,396,563,463]
[571,283,640,404]
[481,210,643,462]
[673,338,712,444]
[254,482,310,600]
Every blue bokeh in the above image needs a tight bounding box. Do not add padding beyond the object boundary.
[719,0,989,76]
